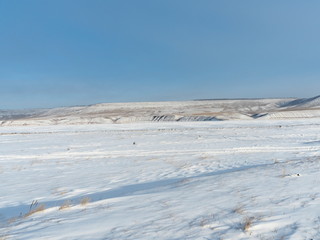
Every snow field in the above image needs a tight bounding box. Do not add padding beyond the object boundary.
[0,120,320,239]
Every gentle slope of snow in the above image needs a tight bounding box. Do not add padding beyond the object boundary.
[1,119,320,239]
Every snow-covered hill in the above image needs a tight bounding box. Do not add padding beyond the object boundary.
[1,96,320,126]
[280,95,320,109]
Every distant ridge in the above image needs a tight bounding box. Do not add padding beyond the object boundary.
[0,95,320,126]
[194,97,293,101]
[280,95,320,109]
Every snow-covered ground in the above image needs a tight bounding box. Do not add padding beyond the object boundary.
[1,119,320,239]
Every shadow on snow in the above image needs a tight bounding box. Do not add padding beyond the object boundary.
[0,162,272,222]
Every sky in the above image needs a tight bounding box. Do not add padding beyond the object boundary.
[1,0,320,109]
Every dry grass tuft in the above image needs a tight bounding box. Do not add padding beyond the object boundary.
[80,197,90,206]
[24,204,45,217]
[59,200,72,210]
[242,217,254,232]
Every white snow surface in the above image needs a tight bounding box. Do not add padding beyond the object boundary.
[1,119,320,239]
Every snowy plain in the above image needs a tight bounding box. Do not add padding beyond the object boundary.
[1,119,320,239]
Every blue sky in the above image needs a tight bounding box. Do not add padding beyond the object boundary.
[1,0,320,109]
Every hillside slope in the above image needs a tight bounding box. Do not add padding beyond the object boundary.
[1,96,320,125]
